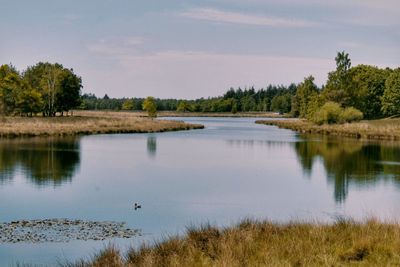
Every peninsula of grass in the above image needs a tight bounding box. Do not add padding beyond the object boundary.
[71,219,400,267]
[0,111,203,138]
[256,118,400,140]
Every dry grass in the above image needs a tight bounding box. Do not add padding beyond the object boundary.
[71,218,400,267]
[256,118,400,140]
[0,111,203,137]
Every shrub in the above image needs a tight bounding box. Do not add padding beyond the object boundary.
[340,107,363,123]
[317,102,342,124]
[310,102,363,124]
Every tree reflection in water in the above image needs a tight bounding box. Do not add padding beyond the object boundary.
[294,135,400,203]
[0,137,80,187]
[147,135,157,158]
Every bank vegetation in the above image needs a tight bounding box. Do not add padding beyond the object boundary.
[70,218,400,267]
[0,111,203,137]
[256,118,400,140]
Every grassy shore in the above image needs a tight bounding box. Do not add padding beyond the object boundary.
[256,118,400,140]
[0,111,203,137]
[71,219,400,267]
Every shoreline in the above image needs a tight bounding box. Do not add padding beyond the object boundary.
[78,110,287,118]
[0,111,204,138]
[256,118,400,141]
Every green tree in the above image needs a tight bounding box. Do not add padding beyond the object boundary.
[142,96,157,118]
[271,93,292,114]
[294,76,319,118]
[0,65,23,115]
[122,99,134,110]
[23,62,81,116]
[17,89,43,116]
[56,69,82,115]
[381,69,400,116]
[347,65,389,119]
[323,51,352,106]
[176,101,191,112]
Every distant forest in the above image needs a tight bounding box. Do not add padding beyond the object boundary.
[80,83,297,114]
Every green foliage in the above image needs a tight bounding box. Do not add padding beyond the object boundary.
[347,65,388,119]
[142,96,157,118]
[340,107,363,123]
[311,102,363,125]
[79,84,298,113]
[176,101,191,112]
[323,51,352,106]
[271,93,291,114]
[0,69,21,115]
[122,99,134,110]
[312,102,343,124]
[306,93,325,121]
[381,69,400,116]
[335,51,351,74]
[17,89,44,116]
[0,62,82,117]
[294,76,318,118]
[56,69,82,115]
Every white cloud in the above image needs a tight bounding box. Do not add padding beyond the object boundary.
[179,8,319,28]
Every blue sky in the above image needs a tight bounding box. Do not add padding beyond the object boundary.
[1,0,399,98]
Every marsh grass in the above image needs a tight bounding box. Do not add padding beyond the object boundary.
[256,118,400,140]
[72,218,400,267]
[0,111,203,137]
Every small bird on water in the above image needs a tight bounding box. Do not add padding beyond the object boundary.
[134,203,141,210]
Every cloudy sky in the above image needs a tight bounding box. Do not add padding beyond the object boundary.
[1,0,399,99]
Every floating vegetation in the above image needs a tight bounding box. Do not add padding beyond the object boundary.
[0,219,139,243]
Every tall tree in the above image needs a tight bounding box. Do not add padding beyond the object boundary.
[348,65,389,119]
[294,76,319,118]
[56,69,82,115]
[323,51,352,106]
[142,96,157,118]
[381,69,400,116]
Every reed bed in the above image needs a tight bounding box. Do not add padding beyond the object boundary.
[256,118,400,140]
[0,111,203,137]
[70,218,400,267]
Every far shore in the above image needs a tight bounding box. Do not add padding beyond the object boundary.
[78,110,287,118]
[0,110,203,138]
[256,118,400,140]
[158,111,287,118]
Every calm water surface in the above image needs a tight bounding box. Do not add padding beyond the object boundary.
[1,117,400,265]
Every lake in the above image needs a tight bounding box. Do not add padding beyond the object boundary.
[1,117,400,265]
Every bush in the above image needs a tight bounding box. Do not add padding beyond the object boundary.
[310,102,363,125]
[340,107,363,123]
[313,102,342,124]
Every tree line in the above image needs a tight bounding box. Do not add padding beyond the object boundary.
[81,84,298,114]
[0,62,82,116]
